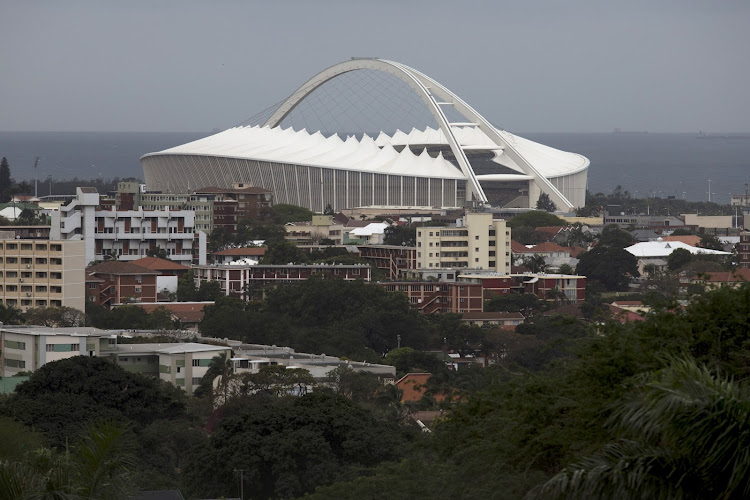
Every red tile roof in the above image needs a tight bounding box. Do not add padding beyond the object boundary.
[131,256,190,271]
[698,267,750,283]
[87,261,160,276]
[662,235,702,246]
[212,247,267,256]
[530,241,568,253]
[511,241,532,253]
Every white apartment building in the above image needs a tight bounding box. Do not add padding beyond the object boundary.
[0,239,85,312]
[416,212,511,274]
[50,187,206,265]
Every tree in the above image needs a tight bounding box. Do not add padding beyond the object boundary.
[196,279,223,301]
[0,157,11,203]
[383,224,416,246]
[535,192,557,212]
[24,306,85,327]
[667,247,692,271]
[260,240,308,264]
[146,246,168,259]
[521,254,548,273]
[323,203,335,215]
[0,420,137,500]
[271,203,314,224]
[176,270,197,301]
[507,211,566,229]
[557,263,574,275]
[698,233,724,251]
[4,356,186,448]
[195,351,233,404]
[538,356,750,499]
[598,224,634,248]
[182,392,409,500]
[576,246,639,291]
[0,303,23,325]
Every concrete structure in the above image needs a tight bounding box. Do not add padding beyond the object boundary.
[194,184,273,220]
[416,212,511,274]
[193,263,372,297]
[210,246,267,265]
[379,281,483,314]
[130,256,191,294]
[0,239,85,312]
[50,187,207,265]
[0,225,51,240]
[681,214,734,231]
[0,326,117,376]
[142,59,589,212]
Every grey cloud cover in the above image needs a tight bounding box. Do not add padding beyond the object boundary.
[1,0,748,133]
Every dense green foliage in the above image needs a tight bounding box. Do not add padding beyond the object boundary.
[271,203,315,224]
[507,210,566,228]
[576,246,639,291]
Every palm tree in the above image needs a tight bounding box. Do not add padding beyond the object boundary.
[202,351,234,405]
[535,356,750,499]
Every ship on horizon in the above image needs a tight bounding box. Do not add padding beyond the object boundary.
[697,131,750,139]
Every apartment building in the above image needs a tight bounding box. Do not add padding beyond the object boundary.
[86,261,160,307]
[378,281,483,314]
[416,212,511,274]
[50,187,207,265]
[740,231,750,269]
[458,272,587,303]
[193,184,273,220]
[357,245,416,280]
[285,215,344,246]
[193,263,371,297]
[0,239,85,312]
[0,326,117,376]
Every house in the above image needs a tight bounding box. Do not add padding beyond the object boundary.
[688,267,750,289]
[395,373,444,403]
[86,261,160,307]
[625,238,732,275]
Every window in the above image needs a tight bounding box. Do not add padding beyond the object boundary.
[5,359,25,369]
[89,283,97,289]
[5,340,26,350]
[475,235,479,240]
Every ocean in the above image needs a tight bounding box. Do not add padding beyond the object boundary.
[1,131,748,204]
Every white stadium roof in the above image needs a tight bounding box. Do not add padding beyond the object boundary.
[376,126,590,178]
[156,125,465,180]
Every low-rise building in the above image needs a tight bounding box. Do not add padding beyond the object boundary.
[739,231,749,269]
[193,263,372,297]
[86,261,161,307]
[458,272,587,303]
[285,215,344,246]
[0,239,85,312]
[460,311,525,327]
[209,246,266,265]
[0,326,117,376]
[378,281,483,314]
[357,245,416,280]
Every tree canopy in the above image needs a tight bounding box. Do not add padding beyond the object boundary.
[507,210,567,229]
[576,246,639,291]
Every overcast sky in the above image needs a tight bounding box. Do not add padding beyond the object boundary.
[2,0,748,133]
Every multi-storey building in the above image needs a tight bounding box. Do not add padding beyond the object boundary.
[378,281,483,314]
[739,230,750,269]
[85,261,161,307]
[357,245,416,280]
[117,182,240,236]
[0,239,85,312]
[193,184,273,220]
[193,263,371,297]
[0,326,117,376]
[458,272,587,303]
[416,212,511,274]
[285,215,344,246]
[50,187,207,265]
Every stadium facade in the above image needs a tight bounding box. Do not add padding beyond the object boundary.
[141,59,589,212]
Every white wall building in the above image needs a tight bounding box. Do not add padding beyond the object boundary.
[50,187,207,265]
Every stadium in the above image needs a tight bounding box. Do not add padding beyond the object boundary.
[141,58,589,212]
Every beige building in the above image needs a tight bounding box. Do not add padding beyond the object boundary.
[0,239,85,312]
[0,326,117,376]
[284,215,344,246]
[416,212,511,273]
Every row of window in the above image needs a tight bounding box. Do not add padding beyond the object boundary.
[0,257,63,265]
[0,271,61,279]
[0,285,62,293]
[1,299,62,307]
[0,243,62,251]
